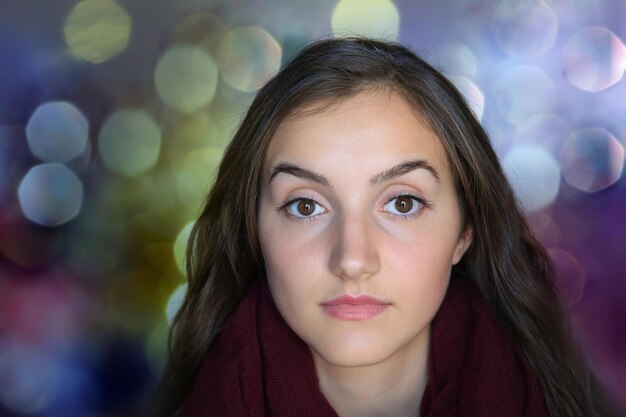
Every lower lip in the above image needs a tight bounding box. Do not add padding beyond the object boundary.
[321,304,389,320]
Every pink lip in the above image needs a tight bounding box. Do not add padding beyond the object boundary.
[321,295,390,321]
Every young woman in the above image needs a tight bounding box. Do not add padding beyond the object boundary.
[153,37,614,417]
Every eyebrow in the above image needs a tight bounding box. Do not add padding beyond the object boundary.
[269,159,440,186]
[369,160,439,185]
[269,162,330,185]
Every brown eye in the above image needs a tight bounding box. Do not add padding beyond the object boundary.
[394,195,414,213]
[297,199,315,216]
[382,194,422,217]
[284,198,325,219]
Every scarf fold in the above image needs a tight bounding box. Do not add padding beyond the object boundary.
[180,278,549,417]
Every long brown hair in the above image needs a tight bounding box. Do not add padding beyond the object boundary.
[153,37,613,416]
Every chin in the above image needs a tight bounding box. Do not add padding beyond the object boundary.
[312,341,393,368]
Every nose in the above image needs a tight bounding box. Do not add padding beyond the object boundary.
[329,213,380,281]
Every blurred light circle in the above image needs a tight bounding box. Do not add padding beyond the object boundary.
[175,147,224,211]
[155,45,218,113]
[491,0,558,56]
[98,109,161,177]
[172,112,230,150]
[493,65,555,125]
[173,222,194,276]
[437,43,477,77]
[217,27,282,93]
[26,102,89,163]
[18,164,84,227]
[332,0,400,40]
[63,0,131,64]
[448,75,485,120]
[165,283,188,325]
[548,248,586,307]
[512,113,569,155]
[560,127,624,192]
[170,12,228,55]
[502,145,561,211]
[0,345,59,414]
[562,27,626,92]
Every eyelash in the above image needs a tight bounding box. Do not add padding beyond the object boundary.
[277,193,432,222]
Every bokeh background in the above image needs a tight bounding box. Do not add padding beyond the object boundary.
[0,0,624,415]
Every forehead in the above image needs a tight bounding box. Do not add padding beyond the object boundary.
[264,90,451,180]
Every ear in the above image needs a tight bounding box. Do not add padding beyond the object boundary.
[452,226,473,265]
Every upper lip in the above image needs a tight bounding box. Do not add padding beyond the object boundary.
[321,295,389,305]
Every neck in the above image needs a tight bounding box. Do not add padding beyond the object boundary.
[313,327,430,417]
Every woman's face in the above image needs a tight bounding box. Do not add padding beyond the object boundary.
[257,90,472,370]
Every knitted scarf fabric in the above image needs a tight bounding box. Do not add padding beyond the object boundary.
[179,278,549,417]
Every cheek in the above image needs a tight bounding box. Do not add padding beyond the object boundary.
[382,238,452,333]
[259,220,326,313]
[384,239,452,298]
[380,211,462,304]
[260,236,329,345]
[383,218,462,272]
[260,221,323,279]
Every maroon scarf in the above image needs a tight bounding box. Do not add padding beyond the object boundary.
[179,278,549,416]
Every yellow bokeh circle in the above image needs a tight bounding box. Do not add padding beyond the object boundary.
[217,27,282,92]
[64,0,131,63]
[155,45,219,113]
[331,0,400,40]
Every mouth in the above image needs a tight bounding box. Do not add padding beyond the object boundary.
[320,295,390,321]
